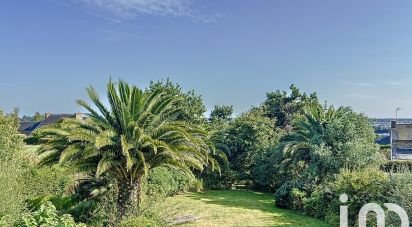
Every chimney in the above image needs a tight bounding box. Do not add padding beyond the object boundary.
[391,120,397,129]
[75,113,83,120]
[45,112,52,119]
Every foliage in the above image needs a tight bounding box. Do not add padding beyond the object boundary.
[301,168,392,225]
[323,168,390,225]
[145,166,202,197]
[263,84,318,128]
[209,105,233,123]
[147,79,207,124]
[3,81,409,226]
[273,103,382,208]
[198,105,234,189]
[386,170,412,225]
[225,107,280,180]
[24,165,72,200]
[0,109,22,160]
[250,147,278,190]
[0,110,26,223]
[267,102,386,225]
[200,166,236,190]
[0,155,27,225]
[21,112,44,122]
[382,160,412,172]
[0,110,72,225]
[36,80,219,218]
[14,202,85,227]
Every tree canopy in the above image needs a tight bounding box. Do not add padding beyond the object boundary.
[36,80,219,216]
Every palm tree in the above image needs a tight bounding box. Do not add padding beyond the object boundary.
[278,103,350,157]
[37,80,219,216]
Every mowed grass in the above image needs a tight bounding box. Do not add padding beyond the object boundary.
[163,190,330,227]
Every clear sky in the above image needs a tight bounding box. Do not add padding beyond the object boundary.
[1,0,412,118]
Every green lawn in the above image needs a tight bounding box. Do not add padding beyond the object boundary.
[163,190,330,227]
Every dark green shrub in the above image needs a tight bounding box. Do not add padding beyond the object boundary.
[200,167,237,190]
[145,166,201,197]
[303,184,333,219]
[274,182,299,208]
[250,148,279,191]
[23,136,40,145]
[382,160,412,173]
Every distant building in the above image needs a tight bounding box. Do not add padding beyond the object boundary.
[390,120,412,160]
[19,112,86,136]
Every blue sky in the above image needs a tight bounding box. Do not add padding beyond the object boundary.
[1,0,412,118]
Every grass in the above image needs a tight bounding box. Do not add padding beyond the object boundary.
[162,190,330,227]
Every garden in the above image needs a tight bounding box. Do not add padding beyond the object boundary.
[0,79,411,226]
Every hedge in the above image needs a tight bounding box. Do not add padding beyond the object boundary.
[381,160,412,172]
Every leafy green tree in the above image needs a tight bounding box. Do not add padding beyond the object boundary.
[273,103,382,208]
[209,105,233,123]
[197,106,234,189]
[279,103,379,174]
[36,80,219,217]
[147,79,207,124]
[263,84,318,128]
[225,107,280,180]
[21,112,44,122]
[33,112,44,122]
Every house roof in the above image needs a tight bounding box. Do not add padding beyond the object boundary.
[37,114,75,128]
[19,113,80,135]
[19,121,41,135]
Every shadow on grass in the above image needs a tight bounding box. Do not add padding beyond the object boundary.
[166,190,328,227]
[182,189,329,226]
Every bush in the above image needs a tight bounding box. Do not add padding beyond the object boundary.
[322,168,390,225]
[382,160,412,173]
[386,169,412,225]
[290,188,307,211]
[274,181,301,209]
[145,166,202,198]
[0,111,26,223]
[0,158,27,225]
[250,148,278,191]
[300,168,391,225]
[14,202,85,227]
[302,184,333,219]
[200,167,237,190]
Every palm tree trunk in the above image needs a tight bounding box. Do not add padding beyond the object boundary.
[117,178,142,217]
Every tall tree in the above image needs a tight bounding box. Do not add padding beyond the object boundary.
[147,79,207,124]
[36,80,219,216]
[263,84,318,128]
[209,105,233,123]
[225,107,279,180]
[272,103,382,207]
